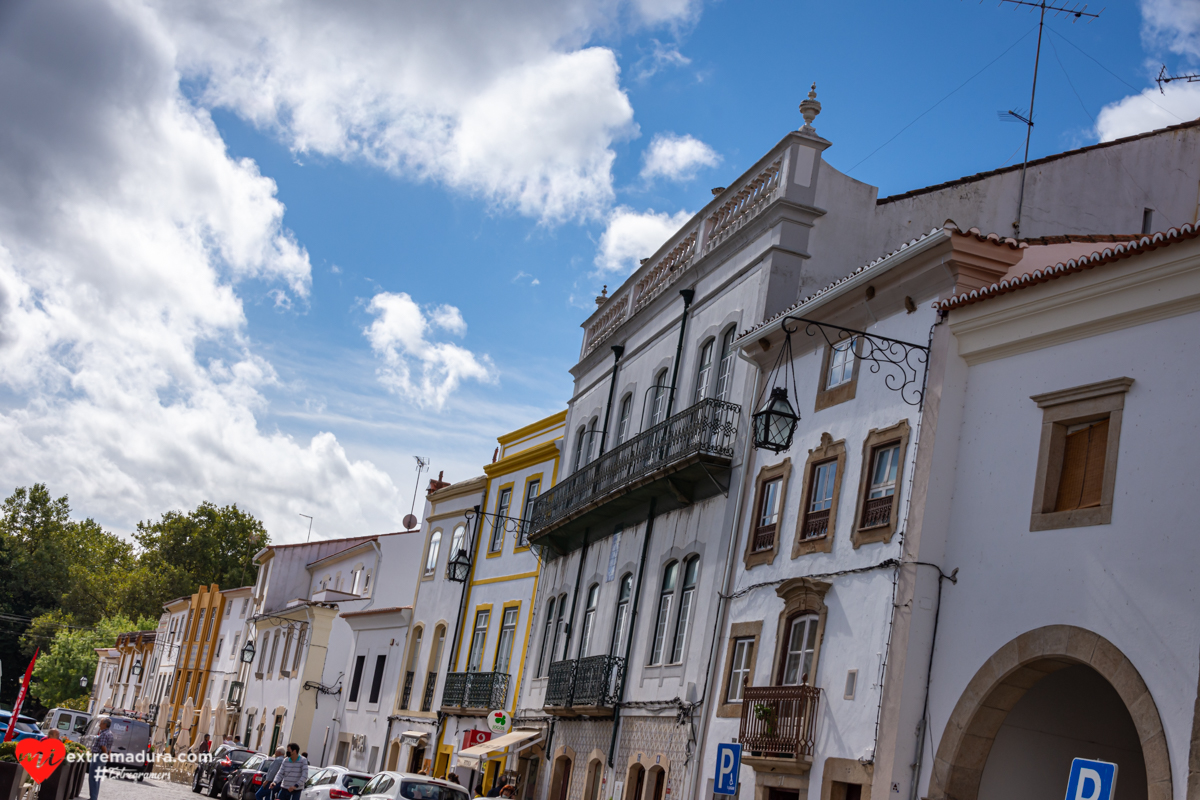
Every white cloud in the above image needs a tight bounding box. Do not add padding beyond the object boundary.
[1095,83,1200,141]
[595,206,694,274]
[1140,0,1200,58]
[150,0,707,222]
[640,133,721,182]
[513,271,541,285]
[635,39,692,81]
[0,0,407,540]
[364,293,495,410]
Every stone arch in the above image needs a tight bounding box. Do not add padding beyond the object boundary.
[928,625,1171,800]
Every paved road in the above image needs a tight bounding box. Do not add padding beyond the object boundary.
[91,772,198,800]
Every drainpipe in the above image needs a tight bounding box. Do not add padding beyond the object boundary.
[598,346,625,456]
[607,497,657,768]
[664,289,696,419]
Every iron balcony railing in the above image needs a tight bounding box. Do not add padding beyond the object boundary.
[400,671,414,711]
[739,684,820,759]
[421,672,437,712]
[543,655,625,711]
[529,398,740,540]
[441,671,511,710]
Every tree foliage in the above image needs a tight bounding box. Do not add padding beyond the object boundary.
[28,613,156,709]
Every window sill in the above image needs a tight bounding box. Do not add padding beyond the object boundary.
[744,546,777,570]
[716,701,742,718]
[792,533,834,558]
[814,379,857,412]
[851,524,896,548]
[1030,504,1112,531]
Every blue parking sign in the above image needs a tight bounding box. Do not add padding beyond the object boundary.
[1065,758,1118,800]
[714,743,741,796]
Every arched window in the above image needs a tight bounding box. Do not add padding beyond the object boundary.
[538,596,557,677]
[400,626,422,710]
[778,613,819,686]
[649,562,678,665]
[670,556,699,663]
[450,523,467,559]
[715,327,737,401]
[424,529,442,575]
[420,624,446,712]
[553,594,568,662]
[694,339,714,402]
[579,585,599,657]
[615,393,633,446]
[573,426,587,472]
[586,417,599,463]
[650,369,669,427]
[611,573,633,658]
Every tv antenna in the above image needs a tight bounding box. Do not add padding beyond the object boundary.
[404,456,429,530]
[1156,64,1200,94]
[299,513,314,543]
[993,0,1103,237]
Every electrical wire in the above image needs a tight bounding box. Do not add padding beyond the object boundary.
[1048,35,1094,123]
[1046,28,1185,123]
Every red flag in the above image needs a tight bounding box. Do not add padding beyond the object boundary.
[4,648,39,743]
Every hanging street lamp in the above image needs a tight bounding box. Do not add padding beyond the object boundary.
[753,387,800,453]
[447,549,471,583]
[240,639,256,664]
[131,659,143,677]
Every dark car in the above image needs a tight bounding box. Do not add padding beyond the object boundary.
[224,753,273,800]
[193,745,255,797]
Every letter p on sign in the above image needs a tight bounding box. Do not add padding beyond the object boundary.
[1065,758,1117,800]
[714,743,741,796]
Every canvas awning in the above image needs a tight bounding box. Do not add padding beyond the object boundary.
[399,731,428,747]
[456,729,542,768]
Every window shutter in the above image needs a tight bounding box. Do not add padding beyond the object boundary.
[1055,418,1108,511]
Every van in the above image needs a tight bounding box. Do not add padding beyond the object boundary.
[41,708,92,743]
[82,715,153,780]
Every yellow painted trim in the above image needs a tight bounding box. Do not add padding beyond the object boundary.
[511,567,540,713]
[496,410,568,446]
[492,600,523,673]
[483,440,562,478]
[485,482,515,558]
[513,473,544,553]
[469,570,539,586]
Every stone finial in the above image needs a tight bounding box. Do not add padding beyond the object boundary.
[595,285,608,307]
[799,82,821,135]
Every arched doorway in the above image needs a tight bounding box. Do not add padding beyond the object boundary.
[645,766,666,800]
[624,764,645,800]
[929,625,1171,800]
[582,758,603,800]
[550,754,573,800]
[386,741,400,771]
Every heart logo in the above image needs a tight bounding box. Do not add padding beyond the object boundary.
[15,739,66,783]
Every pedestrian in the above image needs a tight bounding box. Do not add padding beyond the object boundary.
[199,734,212,754]
[447,774,460,785]
[273,744,308,800]
[88,718,112,800]
[47,730,61,741]
[259,747,285,800]
[486,781,503,797]
[499,786,515,799]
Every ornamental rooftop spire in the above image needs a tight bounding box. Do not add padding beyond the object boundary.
[799,82,821,136]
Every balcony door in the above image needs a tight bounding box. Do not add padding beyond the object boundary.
[777,613,818,686]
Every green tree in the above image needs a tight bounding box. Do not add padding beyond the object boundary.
[28,614,156,709]
[133,502,267,601]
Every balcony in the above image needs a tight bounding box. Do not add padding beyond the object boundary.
[543,655,625,717]
[738,684,820,773]
[528,398,740,556]
[440,671,510,715]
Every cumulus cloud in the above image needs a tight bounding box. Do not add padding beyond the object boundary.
[0,0,405,539]
[364,293,495,410]
[640,133,721,182]
[595,207,694,274]
[149,0,703,222]
[1140,0,1200,58]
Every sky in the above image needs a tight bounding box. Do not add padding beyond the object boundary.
[0,0,1197,544]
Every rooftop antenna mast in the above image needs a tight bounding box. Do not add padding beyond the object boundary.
[403,456,429,530]
[994,0,1102,237]
[1156,64,1200,93]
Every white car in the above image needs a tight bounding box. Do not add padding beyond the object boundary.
[357,771,468,800]
[302,766,372,800]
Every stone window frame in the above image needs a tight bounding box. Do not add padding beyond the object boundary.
[743,459,792,569]
[769,578,830,687]
[1029,377,1133,532]
[792,433,847,558]
[716,620,762,718]
[814,336,864,412]
[851,419,911,549]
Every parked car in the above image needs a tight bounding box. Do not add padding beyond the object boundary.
[301,765,371,800]
[358,772,467,800]
[223,753,272,800]
[193,745,255,798]
[82,715,153,779]
[0,711,45,742]
[40,708,92,743]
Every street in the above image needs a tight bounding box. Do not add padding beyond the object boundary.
[92,773,198,800]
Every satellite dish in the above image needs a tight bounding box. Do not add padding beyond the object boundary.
[402,514,418,530]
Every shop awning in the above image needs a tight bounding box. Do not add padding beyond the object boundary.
[399,731,429,746]
[456,729,543,769]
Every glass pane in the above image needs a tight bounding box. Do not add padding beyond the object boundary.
[759,479,781,527]
[682,557,699,589]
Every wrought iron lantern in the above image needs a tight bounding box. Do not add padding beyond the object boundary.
[130,659,143,677]
[447,549,471,583]
[240,639,256,664]
[753,387,799,453]
[80,676,88,689]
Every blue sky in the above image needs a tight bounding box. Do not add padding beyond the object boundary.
[1,0,1197,541]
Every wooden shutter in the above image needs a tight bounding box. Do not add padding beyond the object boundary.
[1055,418,1109,511]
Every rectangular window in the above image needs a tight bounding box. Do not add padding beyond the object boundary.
[490,489,511,552]
[266,630,281,674]
[368,654,386,704]
[649,563,677,666]
[292,623,307,672]
[225,601,232,617]
[861,443,900,528]
[519,480,540,547]
[694,340,714,402]
[780,616,819,686]
[716,329,736,402]
[552,597,567,663]
[727,639,754,702]
[468,610,490,672]
[231,633,240,661]
[494,607,518,673]
[802,460,836,540]
[827,337,856,389]
[240,599,248,618]
[651,370,668,426]
[537,597,556,677]
[348,655,366,702]
[215,637,224,660]
[1055,419,1108,511]
[670,558,698,663]
[279,631,292,676]
[752,477,782,552]
[616,395,632,445]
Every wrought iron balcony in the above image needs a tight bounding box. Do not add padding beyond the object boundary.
[440,671,510,714]
[399,671,414,711]
[543,655,625,717]
[529,398,740,555]
[738,684,820,762]
[421,672,437,712]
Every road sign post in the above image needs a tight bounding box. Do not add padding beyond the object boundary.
[714,743,742,796]
[1065,758,1118,800]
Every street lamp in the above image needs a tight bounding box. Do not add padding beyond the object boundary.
[80,676,88,689]
[240,639,256,664]
[131,659,143,677]
[752,387,799,453]
[446,549,471,583]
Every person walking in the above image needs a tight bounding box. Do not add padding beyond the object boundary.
[88,718,113,800]
[258,747,285,800]
[273,744,308,800]
[199,734,212,754]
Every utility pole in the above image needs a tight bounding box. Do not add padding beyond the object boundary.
[995,0,1102,237]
